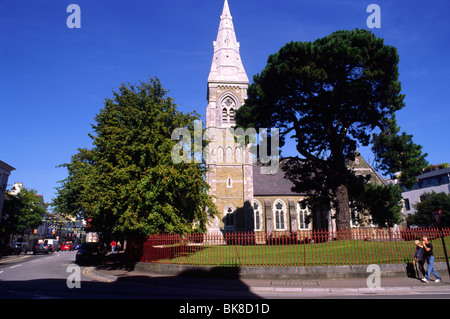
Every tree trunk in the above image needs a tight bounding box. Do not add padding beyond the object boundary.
[335,183,351,232]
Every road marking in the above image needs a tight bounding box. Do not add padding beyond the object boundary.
[82,266,113,283]
[0,271,4,274]
[9,264,22,269]
[0,255,31,264]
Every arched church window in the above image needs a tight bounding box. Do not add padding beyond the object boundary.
[222,108,228,124]
[217,147,224,164]
[235,147,241,163]
[224,206,235,229]
[229,108,235,123]
[254,200,263,231]
[273,200,286,230]
[221,96,237,125]
[297,201,309,230]
[226,147,233,163]
[227,177,233,188]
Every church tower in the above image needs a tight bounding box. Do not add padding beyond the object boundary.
[206,0,253,233]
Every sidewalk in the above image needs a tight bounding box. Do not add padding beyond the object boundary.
[93,253,450,296]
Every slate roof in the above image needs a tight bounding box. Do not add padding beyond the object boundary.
[417,167,450,180]
[253,160,304,196]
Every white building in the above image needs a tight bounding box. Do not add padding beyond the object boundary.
[0,160,15,219]
[401,167,450,215]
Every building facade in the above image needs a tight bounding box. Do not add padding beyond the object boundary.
[401,167,450,216]
[205,0,253,233]
[0,160,15,220]
[205,1,386,234]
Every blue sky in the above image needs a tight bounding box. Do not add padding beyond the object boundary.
[1,0,449,205]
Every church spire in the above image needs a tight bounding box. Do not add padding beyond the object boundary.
[221,0,231,18]
[208,0,248,84]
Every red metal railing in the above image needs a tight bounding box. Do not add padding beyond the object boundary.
[140,227,450,267]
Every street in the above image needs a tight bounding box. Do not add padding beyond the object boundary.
[0,251,261,299]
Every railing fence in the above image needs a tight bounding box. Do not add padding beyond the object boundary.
[140,228,450,267]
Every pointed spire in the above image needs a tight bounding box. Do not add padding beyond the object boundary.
[208,0,248,84]
[221,0,231,19]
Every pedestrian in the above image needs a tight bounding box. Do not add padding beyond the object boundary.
[110,240,116,254]
[413,240,426,280]
[422,237,442,283]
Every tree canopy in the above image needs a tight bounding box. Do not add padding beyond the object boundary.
[0,187,46,237]
[53,78,217,237]
[411,192,450,228]
[236,29,427,230]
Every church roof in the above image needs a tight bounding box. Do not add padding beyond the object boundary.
[208,0,249,84]
[253,160,305,196]
[253,154,386,197]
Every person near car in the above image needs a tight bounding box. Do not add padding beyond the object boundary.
[110,240,116,254]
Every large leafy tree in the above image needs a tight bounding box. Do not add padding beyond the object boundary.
[236,29,427,230]
[0,187,46,237]
[53,78,217,237]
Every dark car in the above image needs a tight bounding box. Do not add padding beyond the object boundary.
[75,242,106,265]
[8,242,29,255]
[33,243,50,255]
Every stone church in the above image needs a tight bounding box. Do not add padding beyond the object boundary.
[204,0,385,234]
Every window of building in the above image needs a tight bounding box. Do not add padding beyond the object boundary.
[235,147,241,163]
[229,108,235,123]
[297,201,309,230]
[217,147,224,164]
[227,177,233,188]
[404,198,411,211]
[224,206,235,229]
[226,147,233,163]
[222,108,228,124]
[221,96,237,125]
[273,200,286,230]
[254,201,262,231]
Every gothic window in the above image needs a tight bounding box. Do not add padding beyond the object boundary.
[273,200,286,230]
[224,205,235,229]
[229,108,235,123]
[217,147,224,164]
[227,177,233,188]
[222,108,228,124]
[235,147,241,163]
[297,201,309,230]
[221,96,237,125]
[226,147,233,163]
[254,200,263,231]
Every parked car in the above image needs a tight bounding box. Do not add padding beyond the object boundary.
[7,242,29,255]
[75,242,106,265]
[33,243,50,254]
[44,239,60,252]
[61,241,74,251]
